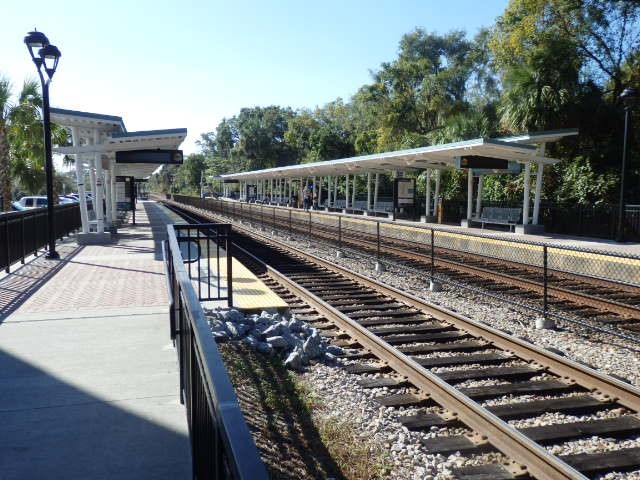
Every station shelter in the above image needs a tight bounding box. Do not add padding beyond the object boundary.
[51,108,186,243]
[218,129,577,234]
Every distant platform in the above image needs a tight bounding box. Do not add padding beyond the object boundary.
[155,203,288,312]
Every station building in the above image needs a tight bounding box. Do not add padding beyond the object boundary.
[218,129,578,235]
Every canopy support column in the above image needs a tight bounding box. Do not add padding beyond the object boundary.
[327,176,332,207]
[110,162,116,224]
[104,165,113,226]
[351,175,356,207]
[475,175,484,217]
[523,163,531,225]
[367,173,372,211]
[466,168,473,220]
[70,127,89,234]
[425,169,432,217]
[345,174,350,209]
[318,177,322,209]
[533,143,546,225]
[434,170,441,221]
[333,176,337,207]
[374,173,380,210]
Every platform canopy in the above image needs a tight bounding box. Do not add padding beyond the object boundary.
[219,129,577,181]
[51,108,187,179]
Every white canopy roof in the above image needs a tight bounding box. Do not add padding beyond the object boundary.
[51,108,187,179]
[220,129,577,181]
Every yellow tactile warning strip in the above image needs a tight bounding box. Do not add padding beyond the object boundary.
[157,203,287,311]
[187,239,288,311]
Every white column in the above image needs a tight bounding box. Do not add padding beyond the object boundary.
[466,169,473,220]
[70,127,89,234]
[104,163,113,226]
[327,176,332,207]
[374,173,380,210]
[425,169,432,217]
[318,177,323,208]
[110,162,116,222]
[333,176,338,207]
[367,173,372,210]
[475,175,484,217]
[345,174,350,209]
[533,163,544,225]
[88,158,97,207]
[434,170,441,220]
[523,163,531,225]
[351,175,356,207]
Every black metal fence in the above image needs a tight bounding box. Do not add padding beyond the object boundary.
[439,200,640,240]
[163,223,267,480]
[169,195,640,339]
[0,203,81,273]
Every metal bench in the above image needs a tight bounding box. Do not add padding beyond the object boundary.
[471,207,522,232]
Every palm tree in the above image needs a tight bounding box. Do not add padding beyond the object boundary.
[0,78,12,211]
[9,79,46,194]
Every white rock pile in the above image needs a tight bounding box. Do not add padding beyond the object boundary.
[205,308,344,370]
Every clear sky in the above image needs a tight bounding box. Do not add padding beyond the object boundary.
[2,0,508,156]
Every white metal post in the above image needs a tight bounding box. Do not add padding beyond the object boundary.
[425,169,432,217]
[351,175,356,207]
[374,173,380,210]
[104,164,113,226]
[523,163,531,225]
[475,175,484,217]
[70,127,89,233]
[367,173,372,210]
[345,174,350,209]
[110,162,116,223]
[467,169,473,220]
[333,176,338,207]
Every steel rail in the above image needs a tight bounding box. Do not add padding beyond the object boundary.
[230,238,587,480]
[168,200,640,408]
[168,199,640,478]
[303,219,640,318]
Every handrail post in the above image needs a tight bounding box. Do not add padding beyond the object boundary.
[4,216,10,273]
[226,225,233,308]
[543,245,548,318]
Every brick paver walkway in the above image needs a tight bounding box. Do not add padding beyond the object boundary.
[0,202,191,479]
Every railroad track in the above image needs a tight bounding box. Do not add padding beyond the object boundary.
[179,197,640,332]
[166,200,640,480]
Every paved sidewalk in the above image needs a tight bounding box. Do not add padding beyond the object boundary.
[0,202,191,479]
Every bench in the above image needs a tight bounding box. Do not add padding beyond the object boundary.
[471,207,522,232]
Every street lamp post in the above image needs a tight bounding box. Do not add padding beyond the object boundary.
[24,30,61,259]
[617,87,638,243]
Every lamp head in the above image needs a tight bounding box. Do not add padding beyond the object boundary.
[39,44,61,79]
[24,30,49,63]
[620,87,639,110]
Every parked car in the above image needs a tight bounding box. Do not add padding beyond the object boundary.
[13,196,48,210]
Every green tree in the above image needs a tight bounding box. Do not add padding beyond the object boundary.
[0,77,11,210]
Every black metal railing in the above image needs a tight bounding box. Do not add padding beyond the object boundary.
[163,223,267,480]
[168,195,640,342]
[0,203,81,273]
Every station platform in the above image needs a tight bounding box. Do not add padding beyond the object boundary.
[153,203,288,311]
[223,198,639,256]
[0,202,192,479]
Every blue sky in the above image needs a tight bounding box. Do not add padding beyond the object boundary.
[2,0,508,155]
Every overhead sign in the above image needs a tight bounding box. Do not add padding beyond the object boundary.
[116,149,183,164]
[472,162,523,175]
[455,155,509,170]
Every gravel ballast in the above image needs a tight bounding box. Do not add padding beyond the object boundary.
[200,207,640,480]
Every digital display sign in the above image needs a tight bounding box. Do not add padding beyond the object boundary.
[455,156,509,170]
[116,149,183,164]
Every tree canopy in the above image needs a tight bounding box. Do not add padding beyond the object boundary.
[153,0,639,206]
